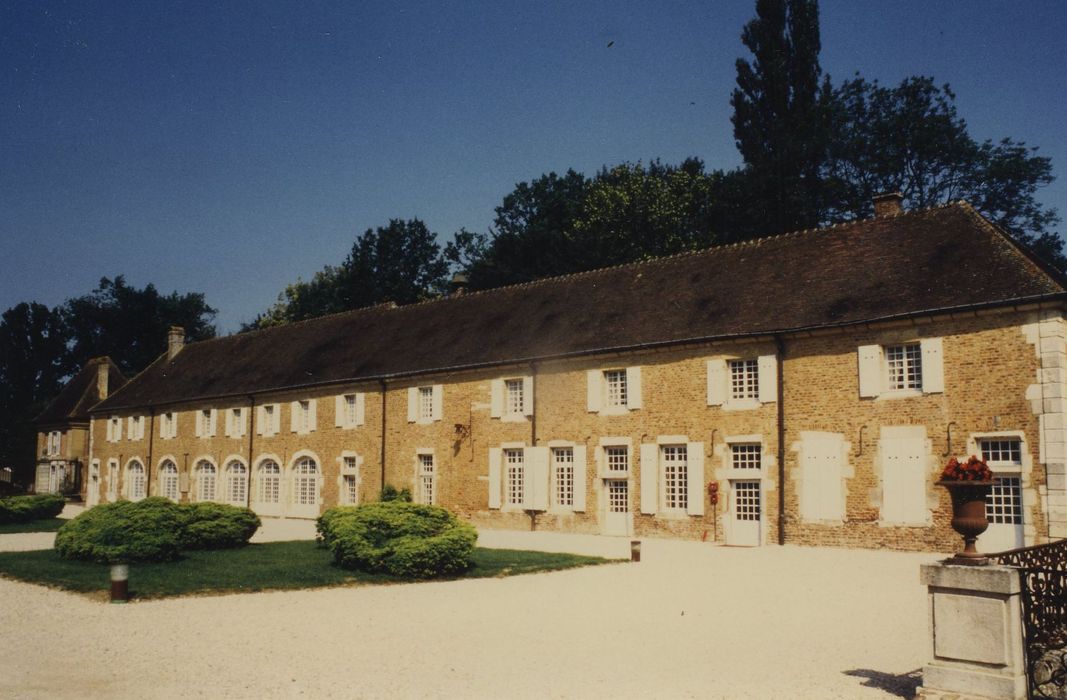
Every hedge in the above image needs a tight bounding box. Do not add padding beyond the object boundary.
[0,494,66,525]
[55,499,261,564]
[317,501,477,579]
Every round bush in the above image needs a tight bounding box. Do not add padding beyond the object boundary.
[55,497,184,563]
[0,494,66,524]
[178,502,260,550]
[317,501,477,579]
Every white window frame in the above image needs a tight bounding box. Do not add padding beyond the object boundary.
[161,411,178,439]
[885,343,923,392]
[196,409,217,438]
[408,385,443,424]
[336,393,365,429]
[159,459,179,502]
[976,434,1025,527]
[417,451,436,505]
[108,416,122,443]
[418,387,434,422]
[107,459,119,501]
[490,376,533,421]
[660,444,689,513]
[290,399,316,435]
[504,448,525,509]
[587,367,642,415]
[858,338,943,398]
[126,460,146,501]
[46,430,61,456]
[258,404,281,437]
[551,446,575,510]
[226,407,247,439]
[707,355,777,409]
[196,460,217,502]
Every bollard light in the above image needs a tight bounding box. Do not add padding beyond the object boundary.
[110,564,129,604]
[630,540,641,562]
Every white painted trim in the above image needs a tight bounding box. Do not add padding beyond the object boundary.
[655,435,689,445]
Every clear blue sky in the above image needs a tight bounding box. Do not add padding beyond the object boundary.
[3,1,1065,332]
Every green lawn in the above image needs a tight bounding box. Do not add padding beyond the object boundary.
[0,541,617,600]
[0,518,67,535]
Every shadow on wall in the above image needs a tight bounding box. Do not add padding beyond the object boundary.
[842,668,922,699]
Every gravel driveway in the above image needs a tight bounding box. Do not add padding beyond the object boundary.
[0,522,940,700]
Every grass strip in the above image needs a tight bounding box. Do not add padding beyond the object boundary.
[0,518,67,535]
[0,541,616,600]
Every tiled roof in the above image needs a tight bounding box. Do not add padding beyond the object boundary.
[94,202,1066,411]
[36,357,128,425]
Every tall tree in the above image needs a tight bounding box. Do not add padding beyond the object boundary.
[63,276,217,374]
[250,218,450,328]
[824,75,1063,267]
[0,303,71,486]
[731,0,831,235]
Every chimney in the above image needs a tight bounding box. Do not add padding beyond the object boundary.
[449,273,469,297]
[96,359,110,400]
[168,326,185,360]
[873,192,904,218]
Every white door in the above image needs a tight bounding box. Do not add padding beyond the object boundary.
[35,464,50,494]
[253,461,283,517]
[881,435,927,524]
[601,479,632,536]
[48,462,61,493]
[728,480,762,546]
[979,475,1024,553]
[87,464,100,506]
[287,458,320,519]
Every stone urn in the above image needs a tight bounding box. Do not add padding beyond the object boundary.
[937,480,994,563]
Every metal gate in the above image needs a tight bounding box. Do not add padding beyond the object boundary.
[993,540,1067,698]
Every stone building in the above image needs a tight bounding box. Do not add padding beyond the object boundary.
[33,357,127,496]
[81,198,1067,552]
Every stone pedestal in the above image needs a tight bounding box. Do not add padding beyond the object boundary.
[916,562,1026,700]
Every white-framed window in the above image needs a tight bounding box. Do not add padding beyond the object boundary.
[407,385,443,423]
[734,481,761,521]
[980,438,1024,526]
[196,460,217,502]
[258,404,281,437]
[341,455,360,505]
[505,379,524,416]
[159,460,179,502]
[605,446,629,475]
[107,459,119,500]
[886,344,922,390]
[729,359,759,400]
[336,393,365,429]
[490,377,533,420]
[127,416,145,441]
[126,460,146,501]
[418,453,435,505]
[107,416,122,443]
[661,445,689,512]
[196,409,217,438]
[46,431,61,456]
[160,412,178,439]
[505,448,524,507]
[858,338,943,398]
[552,447,574,508]
[292,458,318,506]
[731,444,762,470]
[226,407,246,438]
[587,367,642,414]
[291,399,316,434]
[257,460,281,504]
[225,460,248,505]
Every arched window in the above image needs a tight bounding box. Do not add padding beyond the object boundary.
[226,460,247,505]
[159,460,179,502]
[257,460,280,504]
[127,461,146,501]
[293,458,318,506]
[196,460,217,502]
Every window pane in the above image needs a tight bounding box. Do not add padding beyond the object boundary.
[729,359,759,399]
[662,445,688,510]
[886,344,922,390]
[505,449,524,506]
[552,447,574,507]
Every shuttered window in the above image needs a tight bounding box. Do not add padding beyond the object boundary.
[505,449,524,507]
[662,445,688,511]
[886,344,922,390]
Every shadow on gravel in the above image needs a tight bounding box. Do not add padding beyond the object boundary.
[842,668,922,698]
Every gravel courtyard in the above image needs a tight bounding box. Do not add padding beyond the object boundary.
[0,518,941,699]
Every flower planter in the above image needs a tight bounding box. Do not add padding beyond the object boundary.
[937,479,994,564]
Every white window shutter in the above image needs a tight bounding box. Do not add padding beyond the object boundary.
[256,407,264,436]
[587,370,602,413]
[687,442,705,516]
[707,359,727,406]
[356,393,365,426]
[225,410,233,437]
[526,446,549,510]
[194,413,202,438]
[210,409,218,437]
[758,355,778,403]
[407,388,417,423]
[127,417,134,440]
[432,385,443,421]
[921,337,944,394]
[272,405,280,434]
[105,420,112,443]
[335,395,344,428]
[627,366,642,409]
[640,443,659,515]
[239,409,248,437]
[290,401,299,432]
[522,376,534,416]
[489,379,503,418]
[594,446,605,478]
[488,448,502,509]
[573,445,587,512]
[160,415,167,439]
[308,399,317,432]
[858,345,883,398]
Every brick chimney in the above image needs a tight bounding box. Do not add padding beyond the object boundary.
[168,326,185,360]
[96,359,110,400]
[873,192,904,218]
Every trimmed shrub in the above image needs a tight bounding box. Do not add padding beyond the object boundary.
[317,501,477,579]
[379,484,412,502]
[178,502,260,550]
[0,494,66,525]
[55,498,184,563]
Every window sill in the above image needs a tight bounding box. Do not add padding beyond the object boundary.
[500,414,529,423]
[723,398,761,412]
[598,406,631,417]
[656,510,692,521]
[876,389,923,401]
